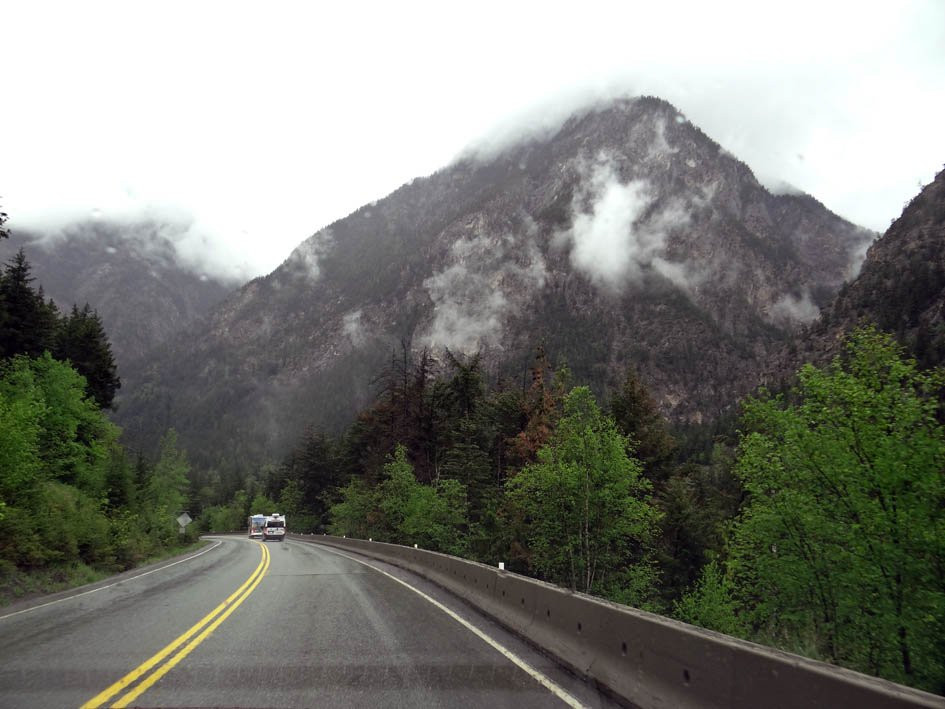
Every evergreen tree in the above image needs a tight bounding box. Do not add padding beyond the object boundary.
[509,344,558,470]
[609,367,675,475]
[282,430,343,529]
[54,304,120,409]
[0,250,55,359]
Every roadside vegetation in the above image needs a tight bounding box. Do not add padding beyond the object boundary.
[200,330,943,694]
[0,246,198,606]
[1,219,940,692]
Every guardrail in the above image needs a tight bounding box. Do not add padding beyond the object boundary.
[288,533,944,709]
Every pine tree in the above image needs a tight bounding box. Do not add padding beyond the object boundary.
[0,250,55,359]
[54,304,120,409]
[509,344,558,470]
[609,367,675,475]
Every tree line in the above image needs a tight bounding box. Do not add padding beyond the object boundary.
[0,248,195,601]
[201,332,943,694]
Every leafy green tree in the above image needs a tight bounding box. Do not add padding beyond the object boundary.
[329,478,377,539]
[249,492,278,516]
[375,444,419,541]
[673,560,744,636]
[507,387,661,601]
[401,477,468,556]
[0,354,116,496]
[0,361,43,503]
[0,355,130,570]
[143,429,191,544]
[730,327,945,692]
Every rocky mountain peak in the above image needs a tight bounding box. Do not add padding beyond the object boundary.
[116,95,875,465]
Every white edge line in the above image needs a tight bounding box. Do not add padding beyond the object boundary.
[300,540,586,709]
[0,540,224,621]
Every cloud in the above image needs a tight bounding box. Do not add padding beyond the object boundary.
[422,230,548,352]
[343,309,366,346]
[559,154,699,292]
[2,0,941,282]
[281,228,334,283]
[845,236,873,281]
[13,203,256,283]
[769,290,821,325]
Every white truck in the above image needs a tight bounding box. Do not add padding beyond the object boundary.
[262,513,286,542]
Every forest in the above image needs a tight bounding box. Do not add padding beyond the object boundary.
[0,246,198,602]
[0,233,942,694]
[201,331,944,693]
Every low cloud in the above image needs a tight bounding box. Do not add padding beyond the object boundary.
[15,206,256,284]
[423,230,548,352]
[282,228,334,283]
[844,232,874,281]
[343,309,366,346]
[769,290,820,325]
[647,116,678,160]
[560,153,699,292]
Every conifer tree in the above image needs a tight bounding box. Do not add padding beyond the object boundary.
[54,304,120,409]
[0,250,55,359]
[509,344,558,469]
[609,367,675,473]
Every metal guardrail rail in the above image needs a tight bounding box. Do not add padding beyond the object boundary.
[289,533,945,709]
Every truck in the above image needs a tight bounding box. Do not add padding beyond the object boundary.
[247,514,266,539]
[262,513,286,542]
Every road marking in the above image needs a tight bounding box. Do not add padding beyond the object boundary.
[0,541,223,622]
[81,541,270,709]
[304,542,585,709]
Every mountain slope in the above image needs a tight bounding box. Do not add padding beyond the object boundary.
[788,166,945,369]
[116,96,874,465]
[0,221,239,369]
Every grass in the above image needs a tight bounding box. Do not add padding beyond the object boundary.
[0,539,210,609]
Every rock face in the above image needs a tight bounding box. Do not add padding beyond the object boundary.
[786,166,945,370]
[0,221,238,371]
[115,96,874,466]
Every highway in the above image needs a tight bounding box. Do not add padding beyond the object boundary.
[0,536,618,707]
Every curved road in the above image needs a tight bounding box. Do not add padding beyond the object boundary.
[0,536,618,707]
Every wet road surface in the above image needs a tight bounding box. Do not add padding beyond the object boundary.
[0,536,620,707]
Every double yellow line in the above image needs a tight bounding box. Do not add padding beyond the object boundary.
[82,541,270,709]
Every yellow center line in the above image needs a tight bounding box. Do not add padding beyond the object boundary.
[81,541,270,709]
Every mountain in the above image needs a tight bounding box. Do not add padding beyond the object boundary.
[0,221,239,370]
[116,96,875,467]
[784,166,945,370]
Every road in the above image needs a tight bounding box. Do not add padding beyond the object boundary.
[0,536,619,707]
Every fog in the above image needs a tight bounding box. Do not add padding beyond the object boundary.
[558,154,700,293]
[422,231,548,352]
[2,1,942,280]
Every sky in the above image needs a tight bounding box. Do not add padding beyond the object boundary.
[2,0,943,281]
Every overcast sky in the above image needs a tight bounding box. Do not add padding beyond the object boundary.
[2,0,943,280]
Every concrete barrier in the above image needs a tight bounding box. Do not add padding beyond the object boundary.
[288,534,945,709]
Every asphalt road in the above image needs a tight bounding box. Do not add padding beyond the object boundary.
[0,536,619,707]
